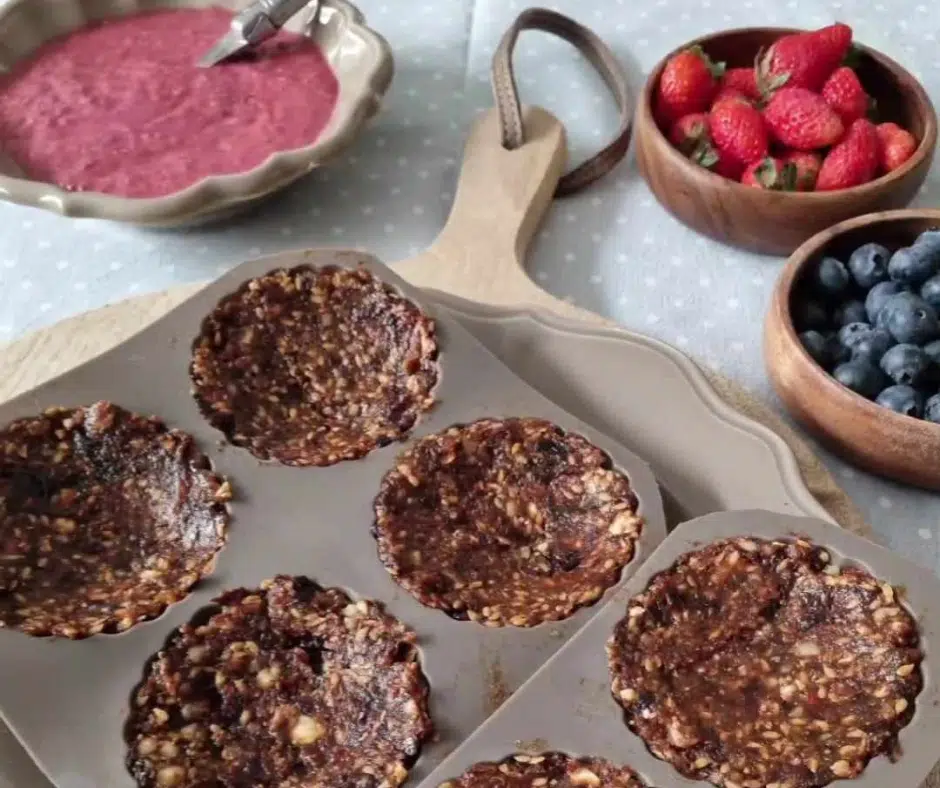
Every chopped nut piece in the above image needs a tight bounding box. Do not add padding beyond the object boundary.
[156,766,185,787]
[290,715,325,746]
[442,752,646,788]
[374,418,644,627]
[0,403,230,638]
[570,768,601,786]
[830,761,852,778]
[608,536,923,788]
[190,263,439,466]
[125,576,432,787]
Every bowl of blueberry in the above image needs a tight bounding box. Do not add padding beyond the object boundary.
[765,209,940,489]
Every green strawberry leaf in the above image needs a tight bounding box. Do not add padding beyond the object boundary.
[754,157,780,189]
[779,161,799,191]
[754,49,789,98]
[841,45,863,69]
[693,143,720,169]
[690,44,726,80]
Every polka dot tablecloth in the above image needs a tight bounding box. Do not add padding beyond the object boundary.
[0,0,938,569]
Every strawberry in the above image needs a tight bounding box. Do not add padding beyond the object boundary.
[763,87,844,150]
[656,46,725,125]
[711,88,751,112]
[821,66,869,123]
[757,23,853,93]
[693,142,745,180]
[669,113,710,154]
[875,122,917,173]
[721,67,762,102]
[741,157,786,189]
[709,101,769,168]
[781,150,822,190]
[816,118,879,190]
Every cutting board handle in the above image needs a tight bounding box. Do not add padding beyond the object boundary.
[395,105,567,310]
[394,8,633,313]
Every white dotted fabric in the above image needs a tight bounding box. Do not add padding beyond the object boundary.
[0,0,938,573]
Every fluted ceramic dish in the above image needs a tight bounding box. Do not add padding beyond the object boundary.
[0,0,393,226]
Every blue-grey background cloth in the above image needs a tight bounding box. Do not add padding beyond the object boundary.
[0,0,938,569]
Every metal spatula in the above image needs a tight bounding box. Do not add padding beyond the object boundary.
[197,0,318,67]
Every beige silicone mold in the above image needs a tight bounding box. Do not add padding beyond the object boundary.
[423,509,940,788]
[0,249,666,787]
[0,0,392,226]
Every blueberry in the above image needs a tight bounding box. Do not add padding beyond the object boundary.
[811,256,851,299]
[876,292,940,344]
[833,359,889,399]
[880,343,931,386]
[924,339,940,366]
[914,228,940,257]
[833,299,868,327]
[925,393,940,424]
[850,328,895,365]
[865,281,905,323]
[920,274,940,312]
[826,332,851,365]
[876,384,924,418]
[798,330,830,368]
[792,298,829,331]
[837,321,874,350]
[847,242,890,289]
[888,245,939,287]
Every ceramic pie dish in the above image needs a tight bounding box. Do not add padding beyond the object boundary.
[0,0,392,226]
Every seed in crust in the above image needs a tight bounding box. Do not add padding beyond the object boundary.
[0,401,230,639]
[373,417,644,627]
[438,752,648,788]
[190,263,439,466]
[608,536,923,788]
[125,575,433,788]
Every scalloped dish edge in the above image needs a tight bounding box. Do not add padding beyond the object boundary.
[0,0,393,225]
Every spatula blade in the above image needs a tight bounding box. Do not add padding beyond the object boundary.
[197,30,249,68]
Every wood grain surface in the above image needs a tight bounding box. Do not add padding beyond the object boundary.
[635,28,938,256]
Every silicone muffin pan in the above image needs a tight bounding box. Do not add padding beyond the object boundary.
[421,510,940,788]
[0,248,665,788]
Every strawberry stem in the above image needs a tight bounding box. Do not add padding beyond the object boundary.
[689,44,726,80]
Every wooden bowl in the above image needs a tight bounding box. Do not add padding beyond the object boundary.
[635,28,937,256]
[765,209,940,489]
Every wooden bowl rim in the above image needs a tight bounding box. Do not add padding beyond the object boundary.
[773,207,940,436]
[639,26,938,200]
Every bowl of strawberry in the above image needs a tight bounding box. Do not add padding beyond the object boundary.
[765,209,940,490]
[635,24,936,256]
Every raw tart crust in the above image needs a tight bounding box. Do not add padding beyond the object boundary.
[438,751,648,788]
[373,417,644,627]
[0,401,231,639]
[608,536,923,788]
[191,264,439,467]
[125,575,433,788]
